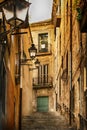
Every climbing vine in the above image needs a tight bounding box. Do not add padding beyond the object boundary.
[76,7,82,21]
[73,0,82,21]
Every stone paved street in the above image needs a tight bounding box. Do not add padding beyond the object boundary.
[22,112,75,130]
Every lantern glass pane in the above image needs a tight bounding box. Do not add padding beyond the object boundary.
[3,8,14,21]
[8,19,22,26]
[16,6,29,22]
[30,51,35,57]
[35,64,39,67]
[2,0,29,26]
[35,59,40,67]
[30,50,36,59]
[35,62,40,67]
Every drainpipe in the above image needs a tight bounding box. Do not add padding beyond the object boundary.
[86,34,87,119]
[79,33,82,115]
[69,0,72,126]
[0,15,6,130]
[19,35,23,130]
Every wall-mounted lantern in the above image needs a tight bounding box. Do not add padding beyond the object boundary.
[28,43,37,60]
[34,58,40,68]
[2,0,30,27]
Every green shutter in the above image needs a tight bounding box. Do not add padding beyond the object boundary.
[37,96,49,112]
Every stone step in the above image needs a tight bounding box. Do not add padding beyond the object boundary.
[21,112,76,130]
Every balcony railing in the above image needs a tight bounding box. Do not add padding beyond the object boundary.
[33,76,53,89]
[35,44,52,56]
[78,114,87,130]
[57,103,76,124]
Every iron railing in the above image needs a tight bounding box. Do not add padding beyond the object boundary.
[62,103,75,123]
[33,76,53,89]
[57,103,76,124]
[78,114,87,130]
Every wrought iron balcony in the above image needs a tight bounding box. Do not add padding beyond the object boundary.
[78,113,87,130]
[33,76,53,89]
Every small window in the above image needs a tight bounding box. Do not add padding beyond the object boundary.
[66,2,68,24]
[57,0,61,15]
[66,52,68,74]
[61,56,63,68]
[72,86,75,112]
[59,33,61,54]
[15,53,20,84]
[15,53,20,76]
[59,75,61,97]
[38,33,48,52]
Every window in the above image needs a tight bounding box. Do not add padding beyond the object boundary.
[78,76,82,113]
[66,52,68,74]
[38,33,48,52]
[84,67,87,91]
[15,53,20,76]
[59,76,61,97]
[59,33,61,54]
[72,86,75,113]
[66,2,68,24]
[38,64,48,84]
[61,56,63,68]
[57,0,61,15]
[15,53,20,84]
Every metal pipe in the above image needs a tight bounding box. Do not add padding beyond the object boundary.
[69,0,72,126]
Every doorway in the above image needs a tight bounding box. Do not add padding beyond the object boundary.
[37,96,49,112]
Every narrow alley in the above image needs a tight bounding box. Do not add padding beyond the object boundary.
[0,0,87,130]
[22,112,75,130]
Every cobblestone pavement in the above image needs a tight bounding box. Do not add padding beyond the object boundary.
[22,112,75,130]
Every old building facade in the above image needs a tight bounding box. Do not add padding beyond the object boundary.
[0,1,32,129]
[0,0,87,130]
[30,20,55,112]
[53,0,87,129]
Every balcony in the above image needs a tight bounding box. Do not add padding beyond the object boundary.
[33,76,53,89]
[78,114,87,130]
[36,43,52,56]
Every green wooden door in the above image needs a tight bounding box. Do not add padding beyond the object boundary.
[37,96,49,112]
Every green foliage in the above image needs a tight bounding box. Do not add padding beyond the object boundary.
[73,0,79,9]
[76,7,82,20]
[73,0,82,21]
[74,0,80,6]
